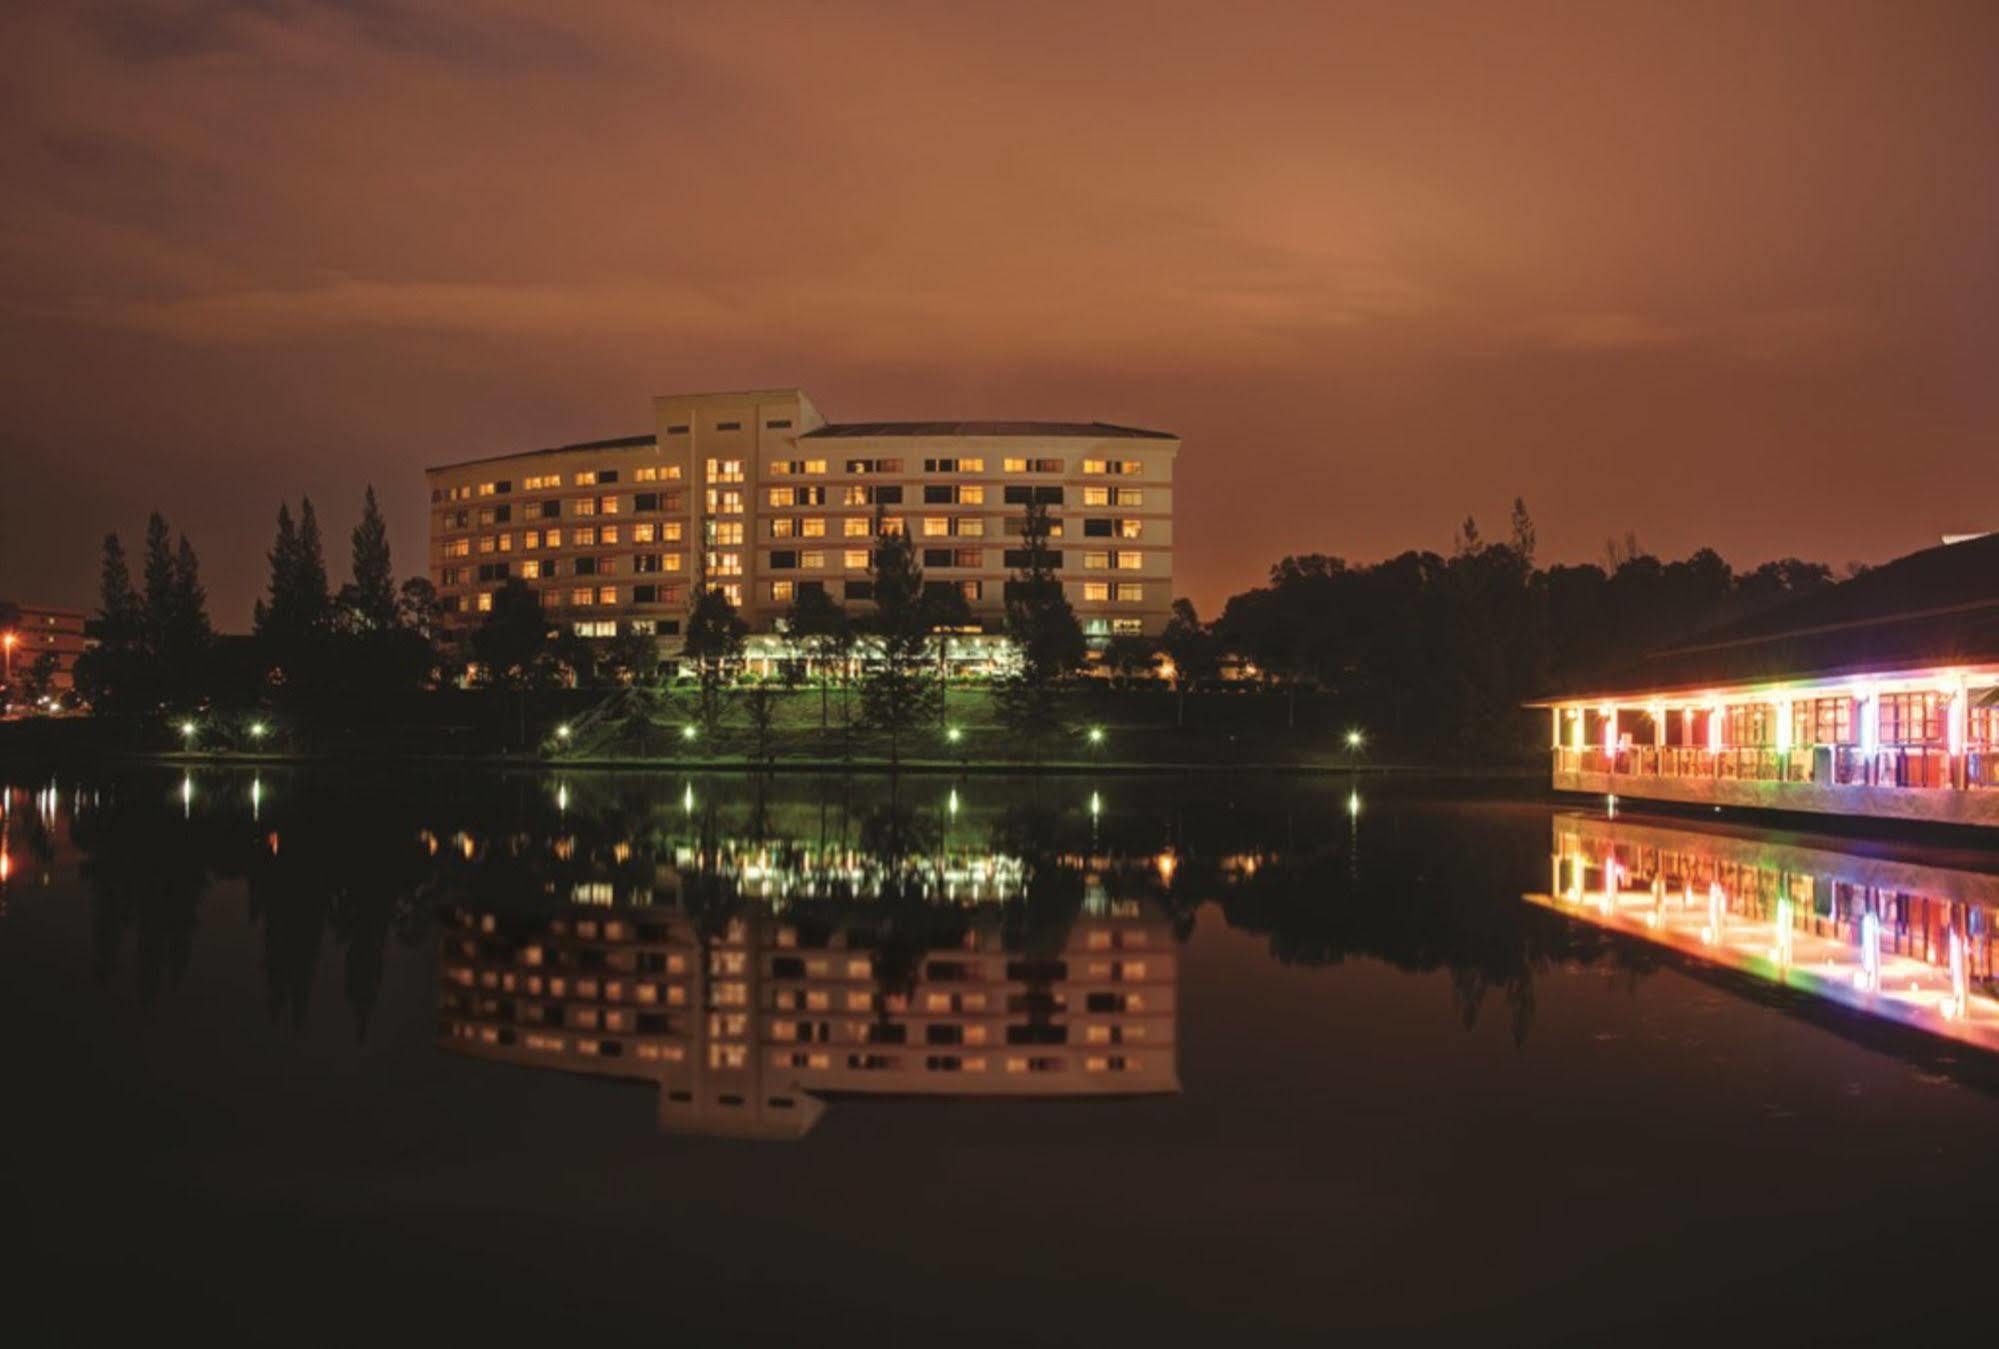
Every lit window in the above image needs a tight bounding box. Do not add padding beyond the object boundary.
[801,551,826,570]
[1084,551,1110,570]
[575,526,597,546]
[572,587,595,606]
[476,592,494,612]
[712,521,744,546]
[770,581,794,603]
[1115,550,1142,570]
[1114,582,1144,602]
[801,517,826,537]
[574,471,598,486]
[843,517,870,537]
[844,550,870,570]
[1003,457,1027,473]
[1118,519,1142,539]
[600,525,619,544]
[632,523,656,543]
[1082,458,1108,475]
[923,517,950,537]
[598,586,617,605]
[1084,582,1110,601]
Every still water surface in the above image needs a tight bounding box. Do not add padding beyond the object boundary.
[1,767,1995,1344]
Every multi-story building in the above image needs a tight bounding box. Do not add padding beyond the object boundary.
[425,388,1178,661]
[0,601,89,695]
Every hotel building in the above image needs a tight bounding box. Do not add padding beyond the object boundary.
[425,388,1179,660]
[1534,533,1999,828]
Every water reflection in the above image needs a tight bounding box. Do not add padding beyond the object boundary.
[1532,812,1999,1051]
[23,767,1980,1138]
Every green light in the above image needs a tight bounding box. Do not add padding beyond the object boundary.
[682,725,698,741]
[179,721,197,740]
[555,724,571,741]
[247,721,267,739]
[1346,728,1365,749]
[946,726,963,743]
[1087,726,1105,745]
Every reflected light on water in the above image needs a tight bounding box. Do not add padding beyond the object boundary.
[1533,812,1999,1052]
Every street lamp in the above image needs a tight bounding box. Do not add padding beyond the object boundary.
[1,631,16,684]
[248,721,268,741]
[682,724,699,741]
[555,723,572,742]
[945,726,963,745]
[1087,726,1105,747]
[179,720,198,747]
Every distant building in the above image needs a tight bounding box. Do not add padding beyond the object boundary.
[424,388,1179,665]
[0,601,88,694]
[1533,533,1999,827]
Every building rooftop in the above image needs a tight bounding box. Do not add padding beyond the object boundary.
[1542,532,1999,701]
[803,420,1175,441]
[428,433,655,472]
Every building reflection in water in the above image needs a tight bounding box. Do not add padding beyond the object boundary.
[432,787,1179,1140]
[1530,812,1999,1051]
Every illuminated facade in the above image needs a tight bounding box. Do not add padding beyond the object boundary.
[438,899,1180,1140]
[1530,812,1999,1051]
[1535,534,1999,827]
[425,388,1179,660]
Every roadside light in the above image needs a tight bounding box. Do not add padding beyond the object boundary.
[1087,726,1105,746]
[682,724,698,741]
[1346,729,1365,750]
[179,721,198,742]
[248,721,268,740]
[946,726,963,744]
[555,724,572,741]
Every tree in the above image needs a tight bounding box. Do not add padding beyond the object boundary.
[253,503,300,639]
[920,580,974,732]
[740,680,781,764]
[858,509,941,764]
[340,486,398,633]
[141,512,176,656]
[471,579,550,689]
[295,496,332,632]
[683,584,747,737]
[16,650,60,707]
[398,577,442,638]
[602,627,661,685]
[75,532,150,713]
[785,584,850,729]
[1101,633,1158,686]
[993,497,1083,755]
[1160,597,1216,728]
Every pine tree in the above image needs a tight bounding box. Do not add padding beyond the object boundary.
[170,534,212,654]
[296,496,331,633]
[255,503,300,638]
[141,511,176,655]
[345,486,397,632]
[993,497,1083,753]
[98,533,143,645]
[859,508,940,764]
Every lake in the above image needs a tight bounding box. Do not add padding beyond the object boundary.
[2,766,1994,1344]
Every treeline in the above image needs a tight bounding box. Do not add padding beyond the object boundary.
[1187,502,1842,755]
[77,488,445,722]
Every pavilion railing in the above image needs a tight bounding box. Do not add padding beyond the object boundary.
[1556,743,1997,789]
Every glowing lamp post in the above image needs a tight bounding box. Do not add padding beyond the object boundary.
[1,630,15,685]
[178,720,198,748]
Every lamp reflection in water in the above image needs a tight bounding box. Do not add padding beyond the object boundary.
[1531,811,1999,1052]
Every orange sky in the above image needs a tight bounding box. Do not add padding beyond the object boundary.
[3,0,1995,623]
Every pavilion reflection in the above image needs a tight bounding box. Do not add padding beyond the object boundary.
[1530,812,1999,1051]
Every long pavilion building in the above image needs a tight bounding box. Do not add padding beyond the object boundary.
[1533,533,1999,828]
